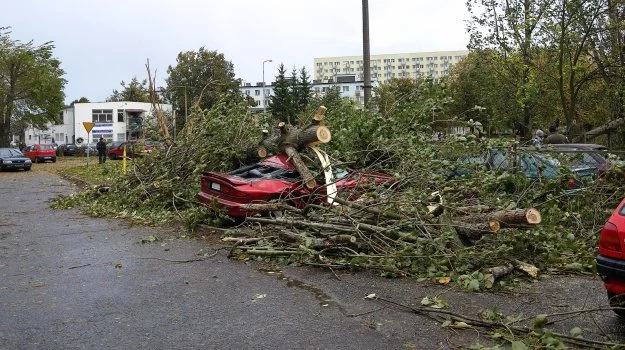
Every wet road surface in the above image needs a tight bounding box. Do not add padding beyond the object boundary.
[1,163,624,349]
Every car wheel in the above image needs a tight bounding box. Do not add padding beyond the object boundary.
[110,153,117,160]
[608,291,625,318]
[35,157,40,163]
[24,167,31,171]
[52,157,56,163]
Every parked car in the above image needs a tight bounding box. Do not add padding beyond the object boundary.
[451,147,596,189]
[543,143,610,177]
[24,144,57,163]
[597,197,625,317]
[57,144,78,156]
[108,141,136,160]
[0,148,32,171]
[144,140,164,152]
[197,154,396,218]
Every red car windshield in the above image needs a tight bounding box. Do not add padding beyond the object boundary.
[229,163,301,182]
[39,145,54,150]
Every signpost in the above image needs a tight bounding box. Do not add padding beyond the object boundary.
[82,122,95,167]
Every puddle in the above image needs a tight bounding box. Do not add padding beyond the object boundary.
[258,267,347,315]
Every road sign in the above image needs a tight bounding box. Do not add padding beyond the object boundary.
[82,122,95,133]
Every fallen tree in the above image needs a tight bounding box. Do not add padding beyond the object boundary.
[571,117,624,143]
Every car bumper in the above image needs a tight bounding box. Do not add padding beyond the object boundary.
[597,255,625,280]
[597,255,625,294]
[196,191,253,217]
[1,163,31,170]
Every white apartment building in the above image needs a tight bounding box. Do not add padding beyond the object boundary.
[314,50,469,83]
[240,50,469,110]
[24,101,172,146]
[239,78,372,111]
[240,82,273,112]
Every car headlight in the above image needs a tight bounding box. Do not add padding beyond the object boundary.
[25,159,32,163]
[2,160,12,164]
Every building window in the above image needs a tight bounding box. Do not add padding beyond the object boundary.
[255,90,260,96]
[245,90,250,95]
[342,86,349,92]
[264,89,271,96]
[118,110,124,122]
[92,109,113,123]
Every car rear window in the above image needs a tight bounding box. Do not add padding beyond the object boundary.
[619,203,625,216]
[40,145,53,150]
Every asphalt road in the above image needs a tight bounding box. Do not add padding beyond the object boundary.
[1,162,624,349]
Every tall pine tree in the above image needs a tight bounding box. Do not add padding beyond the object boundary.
[268,64,293,123]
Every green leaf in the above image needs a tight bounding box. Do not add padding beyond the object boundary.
[510,341,528,350]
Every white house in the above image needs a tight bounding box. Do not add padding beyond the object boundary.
[24,101,172,146]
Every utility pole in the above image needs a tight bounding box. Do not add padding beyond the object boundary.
[362,0,372,109]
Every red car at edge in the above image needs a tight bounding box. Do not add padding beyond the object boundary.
[597,197,625,317]
[197,154,395,218]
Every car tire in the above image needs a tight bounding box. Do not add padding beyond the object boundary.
[24,167,31,171]
[110,153,117,160]
[608,291,625,318]
[35,157,40,164]
[52,157,56,163]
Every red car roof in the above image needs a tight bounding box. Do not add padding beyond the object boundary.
[260,154,297,171]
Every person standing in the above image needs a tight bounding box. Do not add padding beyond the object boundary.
[532,129,545,146]
[96,137,107,164]
[543,125,568,144]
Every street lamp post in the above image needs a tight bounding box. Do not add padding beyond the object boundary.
[262,59,272,111]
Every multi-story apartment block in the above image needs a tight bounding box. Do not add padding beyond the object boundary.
[313,50,469,83]
[240,50,469,111]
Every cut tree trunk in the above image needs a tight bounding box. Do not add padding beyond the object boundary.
[454,221,500,240]
[468,208,541,228]
[484,263,515,288]
[239,202,301,214]
[283,145,316,189]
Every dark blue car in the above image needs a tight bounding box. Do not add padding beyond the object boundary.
[0,148,32,171]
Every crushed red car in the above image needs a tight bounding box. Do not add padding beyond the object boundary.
[597,197,625,317]
[197,154,396,217]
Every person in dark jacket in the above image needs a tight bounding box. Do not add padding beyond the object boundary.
[96,137,107,164]
[543,125,568,144]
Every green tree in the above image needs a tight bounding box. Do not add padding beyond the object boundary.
[165,47,240,113]
[0,28,66,147]
[467,0,552,137]
[372,77,449,128]
[447,50,527,133]
[296,67,312,111]
[107,77,150,102]
[70,97,90,106]
[268,64,312,123]
[268,63,293,122]
[581,1,625,125]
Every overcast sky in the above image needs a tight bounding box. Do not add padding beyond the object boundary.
[2,0,470,104]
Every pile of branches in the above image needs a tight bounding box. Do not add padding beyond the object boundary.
[54,94,625,289]
[224,167,543,287]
